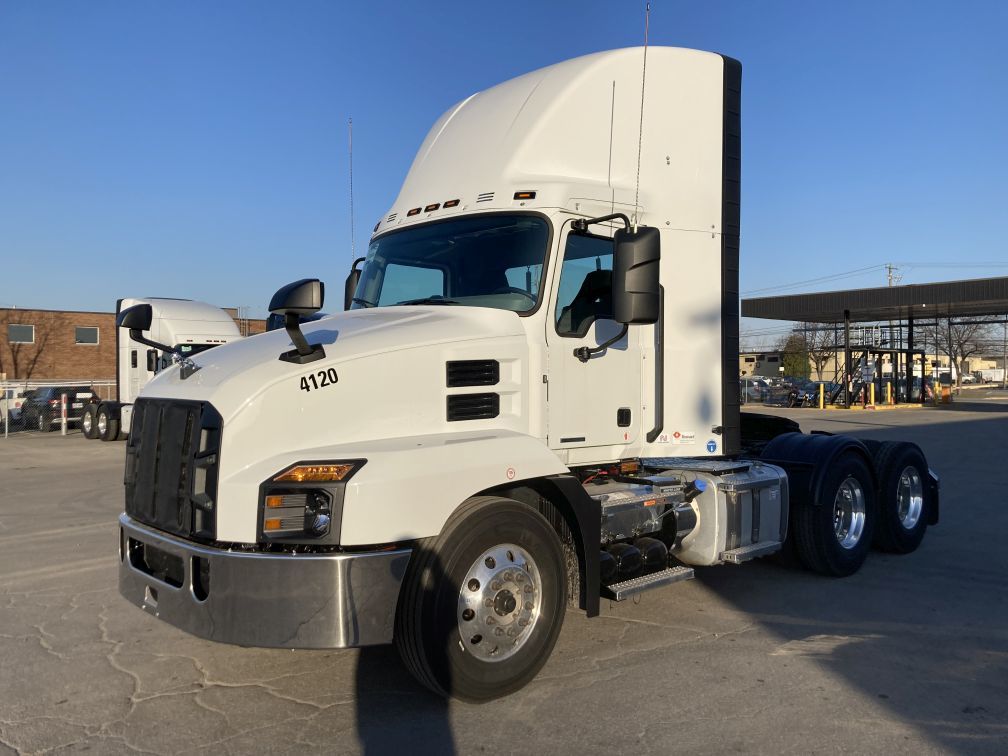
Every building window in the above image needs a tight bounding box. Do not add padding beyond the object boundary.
[7,324,34,344]
[744,357,755,363]
[768,356,779,363]
[75,326,99,345]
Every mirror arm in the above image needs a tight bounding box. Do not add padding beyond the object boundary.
[128,328,176,356]
[279,313,326,364]
[571,213,631,234]
[573,324,629,363]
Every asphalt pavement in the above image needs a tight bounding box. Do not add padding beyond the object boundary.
[1,402,1006,754]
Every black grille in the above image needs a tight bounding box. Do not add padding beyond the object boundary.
[446,360,500,387]
[125,398,222,541]
[447,393,499,421]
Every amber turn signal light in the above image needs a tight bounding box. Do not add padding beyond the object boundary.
[273,463,356,483]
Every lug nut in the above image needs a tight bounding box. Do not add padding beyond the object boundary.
[525,601,533,611]
[495,628,504,636]
[462,608,475,621]
[485,556,496,569]
[467,578,480,592]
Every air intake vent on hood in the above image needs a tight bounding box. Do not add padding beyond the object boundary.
[476,192,494,203]
[446,360,500,387]
[447,393,500,422]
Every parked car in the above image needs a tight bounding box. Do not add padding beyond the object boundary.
[740,377,769,403]
[1,387,38,424]
[960,373,976,384]
[19,386,100,432]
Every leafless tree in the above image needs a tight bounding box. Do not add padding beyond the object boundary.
[0,312,57,379]
[934,317,992,386]
[800,322,837,381]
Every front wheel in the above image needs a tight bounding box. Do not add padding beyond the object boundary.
[395,496,567,702]
[793,451,876,576]
[37,411,51,433]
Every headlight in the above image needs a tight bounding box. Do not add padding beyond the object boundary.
[258,459,365,545]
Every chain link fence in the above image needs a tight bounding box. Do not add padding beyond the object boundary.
[1,380,115,438]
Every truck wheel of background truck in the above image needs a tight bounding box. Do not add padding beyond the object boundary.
[793,452,876,577]
[872,442,929,554]
[97,408,119,442]
[394,496,567,702]
[81,405,97,439]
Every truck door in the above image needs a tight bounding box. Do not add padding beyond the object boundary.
[545,228,642,453]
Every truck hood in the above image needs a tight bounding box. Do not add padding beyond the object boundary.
[141,305,525,420]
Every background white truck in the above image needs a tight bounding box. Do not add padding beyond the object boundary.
[82,298,241,441]
[116,48,938,701]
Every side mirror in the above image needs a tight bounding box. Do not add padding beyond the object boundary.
[269,278,325,316]
[117,304,153,332]
[270,279,326,364]
[344,257,365,311]
[613,226,660,324]
[118,303,174,356]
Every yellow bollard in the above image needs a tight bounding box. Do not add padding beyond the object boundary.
[869,383,875,406]
[887,382,893,405]
[819,383,824,409]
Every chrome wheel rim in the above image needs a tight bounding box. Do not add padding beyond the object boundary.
[82,411,92,435]
[833,476,866,549]
[457,544,542,663]
[97,413,107,436]
[38,414,44,431]
[896,466,924,530]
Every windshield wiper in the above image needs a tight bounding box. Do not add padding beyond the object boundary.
[351,297,376,308]
[396,297,460,306]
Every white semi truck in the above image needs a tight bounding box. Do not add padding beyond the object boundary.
[116,48,939,701]
[82,298,241,441]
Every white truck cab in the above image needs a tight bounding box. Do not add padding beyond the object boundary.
[117,48,938,701]
[82,298,241,441]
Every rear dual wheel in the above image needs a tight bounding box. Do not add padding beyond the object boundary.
[395,496,567,702]
[871,442,929,554]
[794,452,876,576]
[81,405,97,439]
[96,407,120,442]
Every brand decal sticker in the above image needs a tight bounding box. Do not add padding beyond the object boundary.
[706,439,718,453]
[672,430,696,445]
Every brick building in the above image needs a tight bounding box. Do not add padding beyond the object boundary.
[0,306,266,382]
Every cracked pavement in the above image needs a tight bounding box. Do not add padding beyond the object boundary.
[1,407,1007,754]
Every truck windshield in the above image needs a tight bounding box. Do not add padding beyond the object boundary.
[352,214,550,313]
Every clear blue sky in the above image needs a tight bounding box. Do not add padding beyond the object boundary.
[2,1,1007,343]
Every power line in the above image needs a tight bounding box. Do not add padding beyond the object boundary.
[742,265,885,296]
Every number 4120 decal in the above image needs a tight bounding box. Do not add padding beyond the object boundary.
[300,368,339,392]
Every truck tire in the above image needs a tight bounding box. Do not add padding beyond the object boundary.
[872,442,929,554]
[793,451,876,577]
[394,496,567,702]
[81,405,97,439]
[97,408,119,441]
[38,410,52,433]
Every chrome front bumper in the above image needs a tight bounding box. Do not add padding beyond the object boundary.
[118,514,411,648]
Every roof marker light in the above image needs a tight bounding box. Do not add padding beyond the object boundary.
[407,207,422,217]
[424,203,440,212]
[443,199,460,208]
[513,191,536,200]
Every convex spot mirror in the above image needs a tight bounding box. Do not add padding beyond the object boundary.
[613,226,660,325]
[270,278,325,317]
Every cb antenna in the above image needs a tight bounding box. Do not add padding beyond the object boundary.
[633,1,650,231]
[349,117,355,262]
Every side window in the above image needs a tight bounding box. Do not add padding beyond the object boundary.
[554,234,613,337]
[377,263,445,305]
